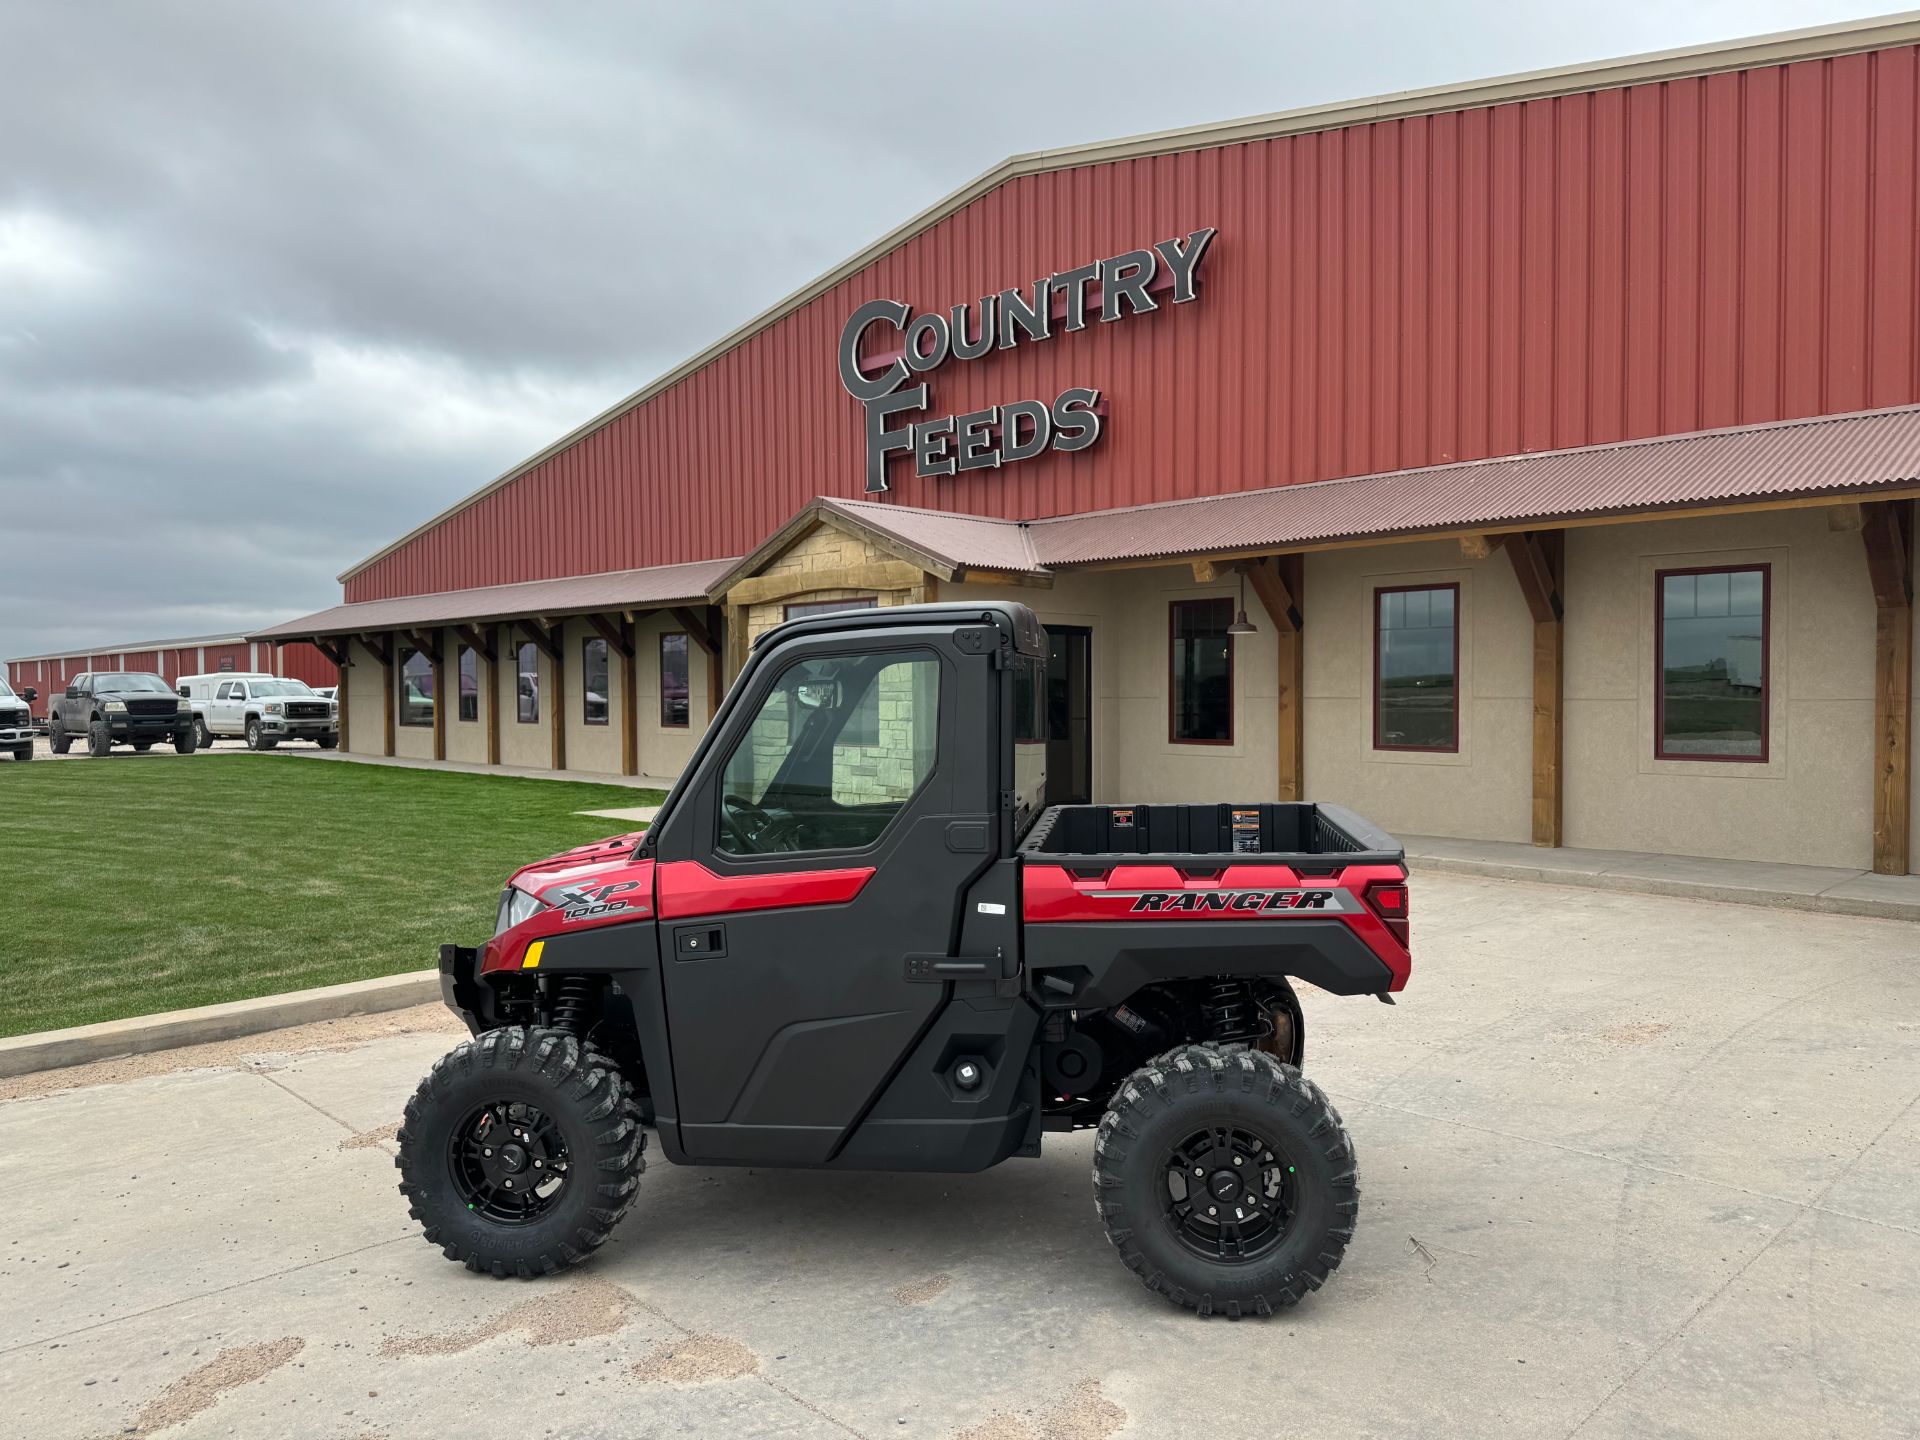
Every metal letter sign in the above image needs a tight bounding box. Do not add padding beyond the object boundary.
[838,228,1215,493]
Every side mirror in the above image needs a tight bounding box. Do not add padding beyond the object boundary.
[21,687,35,703]
[795,680,842,710]
[66,687,80,699]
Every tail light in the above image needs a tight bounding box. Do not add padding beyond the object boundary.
[1364,881,1409,950]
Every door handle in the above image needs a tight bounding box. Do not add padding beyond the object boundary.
[673,924,726,960]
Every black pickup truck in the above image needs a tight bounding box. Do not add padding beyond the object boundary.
[48,672,197,757]
[400,600,1410,1317]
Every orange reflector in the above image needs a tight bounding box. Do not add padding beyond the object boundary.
[523,940,545,970]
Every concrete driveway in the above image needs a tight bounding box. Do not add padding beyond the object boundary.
[3,873,1917,1439]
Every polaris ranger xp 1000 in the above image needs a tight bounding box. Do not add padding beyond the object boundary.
[400,601,1412,1316]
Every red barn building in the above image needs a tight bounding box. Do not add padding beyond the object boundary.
[260,16,1919,874]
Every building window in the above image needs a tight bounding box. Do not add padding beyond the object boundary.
[517,641,539,724]
[583,636,609,726]
[660,633,689,728]
[1656,565,1769,761]
[1374,584,1458,752]
[784,596,878,620]
[457,645,479,723]
[1169,598,1234,744]
[398,643,434,727]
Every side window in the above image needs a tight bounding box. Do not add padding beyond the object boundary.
[517,642,539,724]
[457,646,479,723]
[398,646,434,727]
[582,636,609,726]
[215,682,233,701]
[659,633,689,728]
[717,650,941,857]
[1657,565,1768,761]
[1374,584,1459,752]
[1169,598,1234,743]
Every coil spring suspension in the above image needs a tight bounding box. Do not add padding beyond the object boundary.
[1202,979,1262,1044]
[549,976,596,1035]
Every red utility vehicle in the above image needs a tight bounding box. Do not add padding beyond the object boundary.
[401,601,1410,1316]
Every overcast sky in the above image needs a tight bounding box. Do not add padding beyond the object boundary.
[0,0,1890,661]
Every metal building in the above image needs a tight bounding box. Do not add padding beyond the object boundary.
[5,634,336,710]
[259,15,1919,875]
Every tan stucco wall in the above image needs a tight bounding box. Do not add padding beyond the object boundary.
[1562,507,1878,869]
[1301,539,1534,843]
[443,626,491,765]
[558,619,619,776]
[343,637,384,755]
[634,610,705,780]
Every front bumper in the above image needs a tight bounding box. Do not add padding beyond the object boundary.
[0,722,31,745]
[259,716,338,737]
[107,714,190,740]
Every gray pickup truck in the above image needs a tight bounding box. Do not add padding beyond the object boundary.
[0,675,34,761]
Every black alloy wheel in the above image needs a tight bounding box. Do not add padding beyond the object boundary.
[1162,1123,1298,1263]
[449,1100,570,1223]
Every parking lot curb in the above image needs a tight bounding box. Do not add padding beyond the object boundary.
[0,970,440,1079]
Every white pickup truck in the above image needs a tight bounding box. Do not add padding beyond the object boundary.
[177,672,339,751]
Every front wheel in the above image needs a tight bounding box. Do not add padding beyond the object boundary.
[11,745,30,762]
[174,727,197,754]
[87,720,112,758]
[317,735,338,750]
[1092,1044,1358,1318]
[396,1027,645,1278]
[246,718,275,751]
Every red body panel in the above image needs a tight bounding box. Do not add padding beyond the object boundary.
[1023,861,1412,991]
[347,45,1920,602]
[656,860,875,919]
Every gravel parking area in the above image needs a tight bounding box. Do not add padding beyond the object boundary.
[2,873,1916,1439]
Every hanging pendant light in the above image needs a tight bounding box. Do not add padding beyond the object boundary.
[1227,564,1258,635]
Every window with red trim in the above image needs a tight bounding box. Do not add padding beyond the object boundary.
[1169,598,1233,744]
[1656,565,1769,761]
[1374,584,1458,752]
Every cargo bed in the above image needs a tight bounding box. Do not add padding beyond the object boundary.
[1019,801,1404,866]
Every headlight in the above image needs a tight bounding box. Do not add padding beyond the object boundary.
[495,886,547,935]
[264,701,284,715]
[104,700,126,713]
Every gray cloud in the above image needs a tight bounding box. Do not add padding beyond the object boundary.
[0,0,1884,658]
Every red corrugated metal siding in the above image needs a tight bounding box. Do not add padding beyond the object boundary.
[350,45,1920,602]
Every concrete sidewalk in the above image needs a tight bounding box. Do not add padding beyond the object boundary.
[2,872,1916,1439]
[1405,832,1920,923]
[263,745,678,790]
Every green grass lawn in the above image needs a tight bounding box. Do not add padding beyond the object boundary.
[0,756,663,1037]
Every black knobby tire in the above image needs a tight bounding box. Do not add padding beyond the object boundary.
[1092,1043,1358,1318]
[317,735,338,750]
[11,745,30,762]
[195,719,215,750]
[396,1027,645,1278]
[87,720,112,758]
[133,741,152,752]
[174,728,197,754]
[48,722,70,755]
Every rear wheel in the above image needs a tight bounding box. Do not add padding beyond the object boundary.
[1092,1044,1357,1318]
[396,1027,645,1278]
[195,718,215,750]
[87,720,112,758]
[48,721,70,755]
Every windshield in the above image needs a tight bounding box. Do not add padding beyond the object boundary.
[0,677,14,699]
[249,680,314,697]
[94,674,175,694]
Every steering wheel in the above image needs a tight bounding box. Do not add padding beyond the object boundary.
[721,793,772,851]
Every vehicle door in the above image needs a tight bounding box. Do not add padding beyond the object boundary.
[212,680,240,732]
[649,622,997,1165]
[66,675,91,726]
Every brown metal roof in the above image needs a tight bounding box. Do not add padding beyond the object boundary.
[250,557,735,642]
[1027,405,1920,565]
[823,498,1041,574]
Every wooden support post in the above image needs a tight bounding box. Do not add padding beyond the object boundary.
[427,630,446,762]
[705,605,725,721]
[485,624,501,766]
[1501,531,1564,848]
[361,632,395,757]
[1243,556,1305,803]
[1862,501,1913,875]
[619,617,639,777]
[724,602,749,688]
